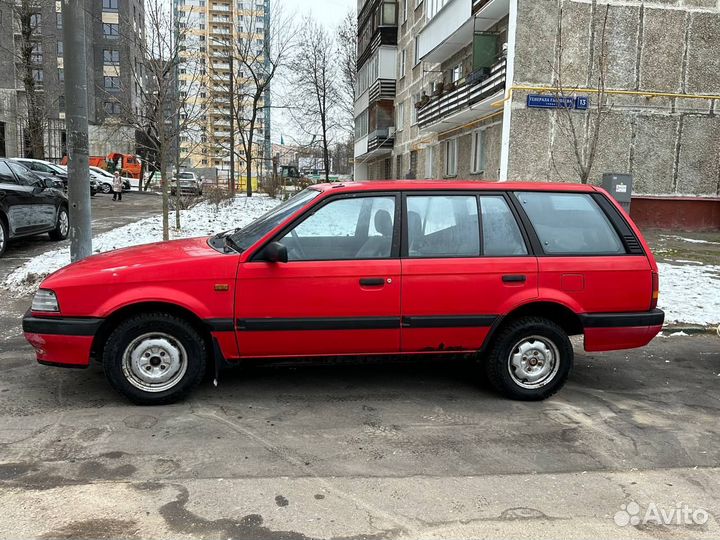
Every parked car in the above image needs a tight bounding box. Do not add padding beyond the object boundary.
[171,172,203,196]
[22,181,663,404]
[0,158,70,258]
[11,158,67,190]
[89,166,132,193]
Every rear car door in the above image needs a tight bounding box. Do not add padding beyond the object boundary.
[6,162,56,232]
[235,193,402,357]
[400,192,538,353]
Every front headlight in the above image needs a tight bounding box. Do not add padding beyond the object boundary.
[32,289,60,312]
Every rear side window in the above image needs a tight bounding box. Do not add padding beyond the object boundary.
[480,196,528,256]
[407,195,479,257]
[515,192,625,255]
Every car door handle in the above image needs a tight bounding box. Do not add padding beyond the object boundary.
[502,274,527,283]
[359,278,385,287]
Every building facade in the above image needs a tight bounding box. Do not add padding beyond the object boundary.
[0,0,145,161]
[354,0,720,204]
[175,0,271,182]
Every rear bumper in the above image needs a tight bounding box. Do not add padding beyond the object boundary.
[580,309,665,352]
[22,315,103,368]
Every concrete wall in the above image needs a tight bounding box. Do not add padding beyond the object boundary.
[509,0,720,195]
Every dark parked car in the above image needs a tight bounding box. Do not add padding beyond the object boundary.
[0,159,70,257]
[12,159,98,196]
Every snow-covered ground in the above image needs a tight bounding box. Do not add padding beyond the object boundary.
[2,195,278,296]
[2,194,719,326]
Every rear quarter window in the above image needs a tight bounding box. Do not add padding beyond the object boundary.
[515,192,625,255]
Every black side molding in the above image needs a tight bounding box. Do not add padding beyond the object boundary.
[206,318,235,332]
[402,315,497,328]
[580,309,665,328]
[23,315,103,336]
[236,317,401,332]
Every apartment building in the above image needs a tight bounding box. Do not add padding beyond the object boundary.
[0,0,144,160]
[175,0,271,181]
[354,0,720,226]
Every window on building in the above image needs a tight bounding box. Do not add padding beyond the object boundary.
[102,0,119,10]
[104,76,121,90]
[30,13,41,30]
[396,100,404,131]
[414,37,420,66]
[407,195,479,258]
[399,49,406,78]
[481,197,528,256]
[425,145,433,179]
[57,41,63,56]
[103,49,120,64]
[31,42,43,64]
[403,0,408,22]
[104,101,121,115]
[103,23,120,38]
[58,68,64,82]
[58,95,65,112]
[56,12,62,29]
[32,69,44,83]
[471,129,485,174]
[451,63,463,83]
[445,138,457,177]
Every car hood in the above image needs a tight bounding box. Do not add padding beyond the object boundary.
[42,236,229,289]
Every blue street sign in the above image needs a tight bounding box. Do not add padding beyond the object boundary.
[527,94,590,110]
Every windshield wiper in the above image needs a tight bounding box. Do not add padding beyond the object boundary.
[223,234,243,254]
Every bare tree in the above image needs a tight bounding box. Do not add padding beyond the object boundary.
[7,0,46,159]
[336,9,357,138]
[109,0,207,240]
[287,16,341,182]
[551,0,610,184]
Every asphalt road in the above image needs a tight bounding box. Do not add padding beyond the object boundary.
[1,199,719,539]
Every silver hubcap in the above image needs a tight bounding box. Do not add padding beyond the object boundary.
[59,210,69,236]
[121,332,188,393]
[0,222,4,251]
[507,335,561,389]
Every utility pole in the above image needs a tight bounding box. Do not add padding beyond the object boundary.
[229,52,235,196]
[62,0,92,261]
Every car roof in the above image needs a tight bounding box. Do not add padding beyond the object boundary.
[310,180,599,194]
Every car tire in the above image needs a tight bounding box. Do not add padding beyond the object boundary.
[101,183,112,194]
[48,206,70,241]
[484,317,572,401]
[103,312,207,405]
[0,215,7,257]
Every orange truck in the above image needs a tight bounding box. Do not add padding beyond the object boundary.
[62,153,143,180]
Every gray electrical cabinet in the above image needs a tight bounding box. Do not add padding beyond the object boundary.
[601,173,633,212]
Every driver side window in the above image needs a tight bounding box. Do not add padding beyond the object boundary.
[280,196,396,261]
[7,162,39,186]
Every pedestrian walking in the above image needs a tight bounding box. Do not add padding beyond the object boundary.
[112,172,123,201]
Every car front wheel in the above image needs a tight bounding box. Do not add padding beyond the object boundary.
[49,206,69,241]
[485,317,572,401]
[101,182,112,194]
[103,313,207,405]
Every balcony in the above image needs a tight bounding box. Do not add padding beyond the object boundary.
[417,0,509,65]
[417,57,506,132]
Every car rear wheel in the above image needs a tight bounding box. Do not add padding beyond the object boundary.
[103,313,207,405]
[484,317,572,401]
[0,216,7,257]
[49,206,69,241]
[101,182,112,194]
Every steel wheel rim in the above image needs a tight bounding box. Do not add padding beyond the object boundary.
[0,222,5,252]
[59,210,69,236]
[507,335,561,389]
[121,332,188,393]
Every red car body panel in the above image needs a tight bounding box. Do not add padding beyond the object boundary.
[23,181,665,370]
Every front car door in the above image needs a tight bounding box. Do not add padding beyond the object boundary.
[235,192,402,358]
[400,192,539,353]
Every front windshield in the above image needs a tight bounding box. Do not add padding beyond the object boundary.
[178,173,194,179]
[228,188,321,251]
[46,163,66,174]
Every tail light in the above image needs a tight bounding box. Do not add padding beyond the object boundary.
[650,271,659,310]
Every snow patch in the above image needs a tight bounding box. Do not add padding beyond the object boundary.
[657,262,720,326]
[2,195,279,296]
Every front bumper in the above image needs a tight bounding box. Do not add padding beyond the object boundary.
[23,314,103,368]
[581,309,665,352]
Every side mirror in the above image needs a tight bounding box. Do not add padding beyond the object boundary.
[262,241,288,263]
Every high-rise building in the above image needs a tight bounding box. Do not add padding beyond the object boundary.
[175,0,271,182]
[0,0,145,161]
[354,0,720,223]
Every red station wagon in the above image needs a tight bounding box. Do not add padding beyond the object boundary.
[23,181,664,404]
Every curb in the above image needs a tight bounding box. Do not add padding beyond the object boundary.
[662,325,719,336]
